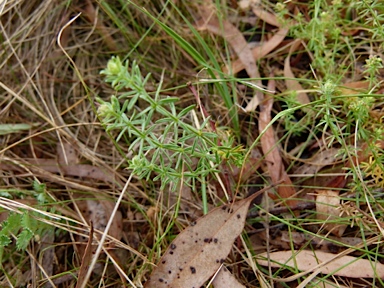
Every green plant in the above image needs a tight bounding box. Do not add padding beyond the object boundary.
[0,182,53,260]
[97,56,244,210]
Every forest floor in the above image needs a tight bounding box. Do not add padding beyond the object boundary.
[1,0,384,287]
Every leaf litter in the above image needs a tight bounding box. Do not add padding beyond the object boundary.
[2,0,384,287]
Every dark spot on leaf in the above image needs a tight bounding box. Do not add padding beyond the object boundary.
[213,238,218,243]
[170,243,177,250]
[170,251,174,255]
[221,205,227,210]
[237,214,241,219]
[204,238,212,243]
[159,278,163,282]
[168,270,172,274]
[220,259,225,263]
[190,266,196,274]
[191,221,197,226]
[162,260,166,264]
[328,244,339,253]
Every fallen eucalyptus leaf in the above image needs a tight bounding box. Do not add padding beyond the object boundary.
[145,189,268,288]
[257,250,384,278]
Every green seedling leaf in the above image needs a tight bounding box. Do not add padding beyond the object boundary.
[16,229,33,250]
[0,123,38,135]
[145,188,269,288]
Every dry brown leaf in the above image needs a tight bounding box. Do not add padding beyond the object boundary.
[145,189,269,288]
[0,158,121,187]
[284,39,311,108]
[77,198,123,242]
[1,142,123,186]
[212,266,246,288]
[57,141,78,164]
[196,5,264,110]
[229,27,289,75]
[293,147,340,175]
[74,197,123,277]
[316,190,347,237]
[257,250,384,278]
[252,6,281,27]
[196,8,260,80]
[40,231,55,285]
[259,79,297,207]
[339,81,369,95]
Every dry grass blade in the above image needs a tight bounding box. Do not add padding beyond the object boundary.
[144,187,270,288]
